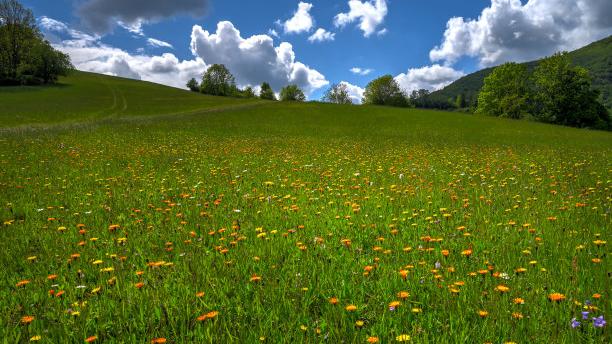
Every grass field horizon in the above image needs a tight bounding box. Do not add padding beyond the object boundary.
[1,71,610,343]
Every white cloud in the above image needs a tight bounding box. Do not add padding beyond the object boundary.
[430,0,612,67]
[284,2,314,34]
[334,0,388,37]
[394,64,465,94]
[190,21,328,95]
[308,28,335,42]
[268,29,280,38]
[339,81,365,104]
[40,17,206,89]
[350,67,373,76]
[147,38,174,49]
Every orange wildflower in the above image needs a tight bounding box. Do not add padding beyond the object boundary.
[548,293,566,302]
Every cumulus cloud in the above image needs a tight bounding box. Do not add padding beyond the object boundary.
[334,0,388,37]
[40,17,206,88]
[350,67,373,76]
[339,81,365,104]
[284,2,314,34]
[430,0,612,67]
[78,0,209,34]
[308,28,335,42]
[394,64,465,94]
[190,21,328,95]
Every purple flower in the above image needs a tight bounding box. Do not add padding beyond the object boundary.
[581,311,589,320]
[571,318,581,328]
[592,315,606,328]
[389,306,396,311]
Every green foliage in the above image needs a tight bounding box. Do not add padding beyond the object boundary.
[430,35,612,111]
[242,86,256,98]
[533,52,610,129]
[186,78,199,92]
[280,84,306,102]
[476,62,531,119]
[200,64,235,97]
[259,82,276,101]
[322,83,353,104]
[363,75,408,107]
[0,0,72,85]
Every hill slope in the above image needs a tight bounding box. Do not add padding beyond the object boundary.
[0,71,261,127]
[430,35,612,109]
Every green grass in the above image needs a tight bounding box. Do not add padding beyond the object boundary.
[0,73,611,343]
[0,71,261,128]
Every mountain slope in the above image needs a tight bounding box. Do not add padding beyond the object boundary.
[0,71,261,127]
[429,35,612,109]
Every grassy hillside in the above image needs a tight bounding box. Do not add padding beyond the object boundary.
[430,35,612,109]
[1,73,611,343]
[0,71,261,127]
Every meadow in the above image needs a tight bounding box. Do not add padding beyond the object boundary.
[0,72,610,343]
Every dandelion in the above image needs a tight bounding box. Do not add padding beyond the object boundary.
[135,282,145,289]
[548,293,566,302]
[396,334,411,341]
[495,285,510,293]
[355,320,365,328]
[367,337,379,343]
[511,312,523,319]
[196,291,205,298]
[513,297,525,305]
[329,297,339,305]
[346,304,357,312]
[389,301,401,311]
[21,315,35,324]
[478,310,489,318]
[29,336,42,341]
[151,338,167,344]
[250,274,262,283]
[16,280,30,287]
[397,291,409,299]
[85,336,97,343]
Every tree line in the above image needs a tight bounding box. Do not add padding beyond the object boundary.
[0,0,72,85]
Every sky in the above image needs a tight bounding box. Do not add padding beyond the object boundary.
[22,0,612,102]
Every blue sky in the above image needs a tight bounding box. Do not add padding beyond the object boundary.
[22,0,612,101]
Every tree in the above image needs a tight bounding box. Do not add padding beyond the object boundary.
[476,62,531,119]
[200,64,235,96]
[186,78,199,92]
[280,84,306,102]
[362,75,408,107]
[0,0,38,81]
[322,83,353,104]
[259,82,276,100]
[533,52,609,128]
[242,86,256,98]
[0,0,73,85]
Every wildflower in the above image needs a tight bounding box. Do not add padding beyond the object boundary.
[135,282,145,289]
[592,315,606,328]
[461,249,473,257]
[396,334,411,341]
[411,308,422,313]
[397,291,409,299]
[495,285,510,293]
[16,280,30,287]
[346,305,357,311]
[582,311,589,320]
[355,320,365,328]
[548,293,566,302]
[151,339,167,344]
[197,311,218,321]
[21,315,35,324]
[329,297,339,305]
[250,274,262,283]
[513,298,525,305]
[478,310,489,318]
[85,336,97,343]
[367,337,379,343]
[196,291,205,298]
[512,312,523,319]
[389,301,401,311]
[571,318,581,328]
[30,336,42,341]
